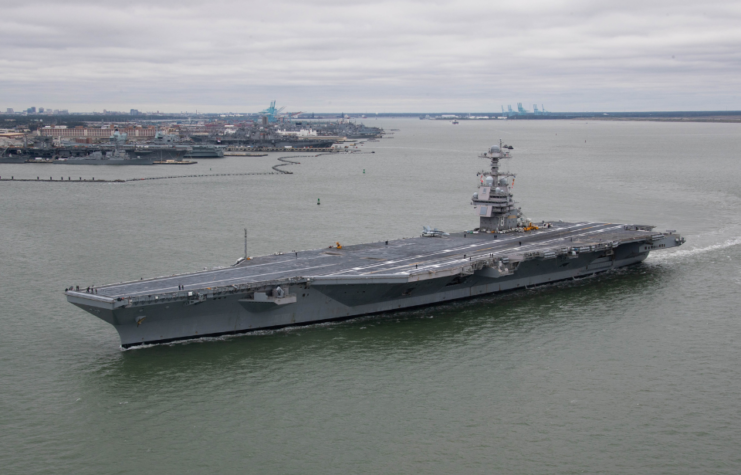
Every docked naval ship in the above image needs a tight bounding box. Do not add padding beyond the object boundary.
[184,145,224,159]
[0,136,55,161]
[51,149,153,165]
[65,142,685,348]
[1,132,185,163]
[53,132,154,165]
[0,152,27,163]
[127,132,189,161]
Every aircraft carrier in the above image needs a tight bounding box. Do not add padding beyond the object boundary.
[1,132,187,162]
[65,142,685,348]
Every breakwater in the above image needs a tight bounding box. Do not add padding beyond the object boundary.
[0,154,320,184]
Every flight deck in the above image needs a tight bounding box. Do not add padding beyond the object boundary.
[79,221,663,302]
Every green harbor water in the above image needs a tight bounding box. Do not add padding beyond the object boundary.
[1,119,740,474]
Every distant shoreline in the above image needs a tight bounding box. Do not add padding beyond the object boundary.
[574,116,741,124]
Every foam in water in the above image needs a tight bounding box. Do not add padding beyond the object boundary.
[648,237,741,263]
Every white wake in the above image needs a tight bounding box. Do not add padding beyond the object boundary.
[647,237,741,263]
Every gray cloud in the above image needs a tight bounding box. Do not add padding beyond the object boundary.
[1,0,739,112]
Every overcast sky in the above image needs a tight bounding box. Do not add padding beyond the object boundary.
[1,0,739,113]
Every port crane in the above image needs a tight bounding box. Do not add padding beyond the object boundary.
[259,101,303,123]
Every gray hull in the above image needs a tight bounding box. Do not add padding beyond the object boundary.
[124,147,187,161]
[53,157,153,165]
[184,147,224,159]
[0,157,27,163]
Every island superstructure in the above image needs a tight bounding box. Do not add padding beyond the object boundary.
[65,141,685,348]
[472,142,523,231]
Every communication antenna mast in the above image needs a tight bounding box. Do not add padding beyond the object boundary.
[244,228,248,259]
